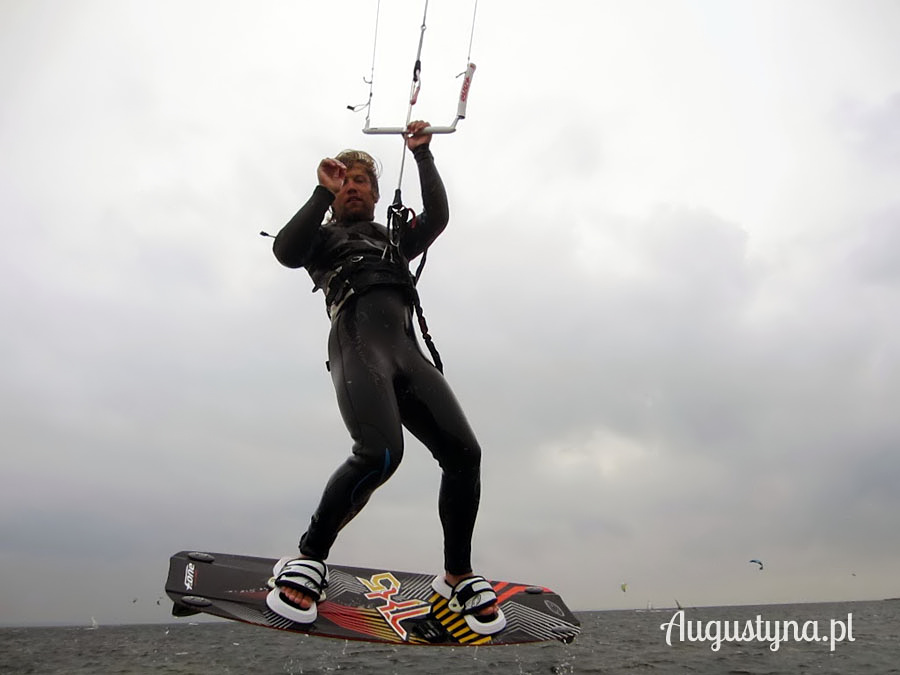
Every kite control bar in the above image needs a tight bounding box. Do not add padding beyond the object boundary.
[363,63,476,135]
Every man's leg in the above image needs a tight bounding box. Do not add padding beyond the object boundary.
[396,360,484,578]
[283,313,405,608]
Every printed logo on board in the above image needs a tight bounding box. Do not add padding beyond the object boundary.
[358,572,431,641]
[544,599,565,617]
[184,563,196,591]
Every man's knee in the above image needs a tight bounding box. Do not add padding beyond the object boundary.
[350,439,403,484]
[436,439,481,474]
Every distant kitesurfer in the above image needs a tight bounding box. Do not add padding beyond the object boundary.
[266,121,505,636]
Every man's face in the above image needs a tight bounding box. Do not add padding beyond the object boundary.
[332,165,377,222]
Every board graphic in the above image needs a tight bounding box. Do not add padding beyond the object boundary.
[165,550,580,646]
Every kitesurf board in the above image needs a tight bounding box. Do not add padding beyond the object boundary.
[165,550,580,646]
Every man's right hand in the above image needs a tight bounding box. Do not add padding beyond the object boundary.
[317,158,346,194]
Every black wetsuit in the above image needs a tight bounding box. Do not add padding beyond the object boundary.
[273,146,481,575]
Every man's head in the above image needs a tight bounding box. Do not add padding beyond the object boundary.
[332,149,380,222]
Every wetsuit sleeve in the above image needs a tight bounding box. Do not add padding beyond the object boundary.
[272,185,335,268]
[401,145,449,260]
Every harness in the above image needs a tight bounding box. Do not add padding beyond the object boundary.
[323,256,410,317]
[323,227,443,374]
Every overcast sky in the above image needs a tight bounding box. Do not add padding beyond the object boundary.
[3,0,900,626]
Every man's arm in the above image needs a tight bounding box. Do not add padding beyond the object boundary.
[273,159,345,268]
[401,122,449,261]
[272,186,334,268]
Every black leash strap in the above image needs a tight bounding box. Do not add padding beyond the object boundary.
[411,288,443,373]
[387,189,443,373]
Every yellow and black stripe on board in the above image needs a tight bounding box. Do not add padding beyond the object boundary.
[428,592,494,646]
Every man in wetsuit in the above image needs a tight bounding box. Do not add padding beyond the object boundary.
[265,121,506,636]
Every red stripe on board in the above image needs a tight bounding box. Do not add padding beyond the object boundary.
[495,584,529,605]
[320,605,394,640]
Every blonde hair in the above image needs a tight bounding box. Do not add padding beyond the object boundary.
[334,149,381,202]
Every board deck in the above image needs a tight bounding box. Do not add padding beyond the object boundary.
[165,550,580,646]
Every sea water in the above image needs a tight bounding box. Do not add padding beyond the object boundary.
[2,600,898,674]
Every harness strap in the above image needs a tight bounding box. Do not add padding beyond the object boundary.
[324,258,409,317]
[410,286,443,373]
[323,254,444,374]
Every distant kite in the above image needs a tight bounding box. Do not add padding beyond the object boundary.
[749,559,764,571]
[620,583,628,593]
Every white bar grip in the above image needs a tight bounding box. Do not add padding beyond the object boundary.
[456,62,476,119]
[363,123,458,135]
